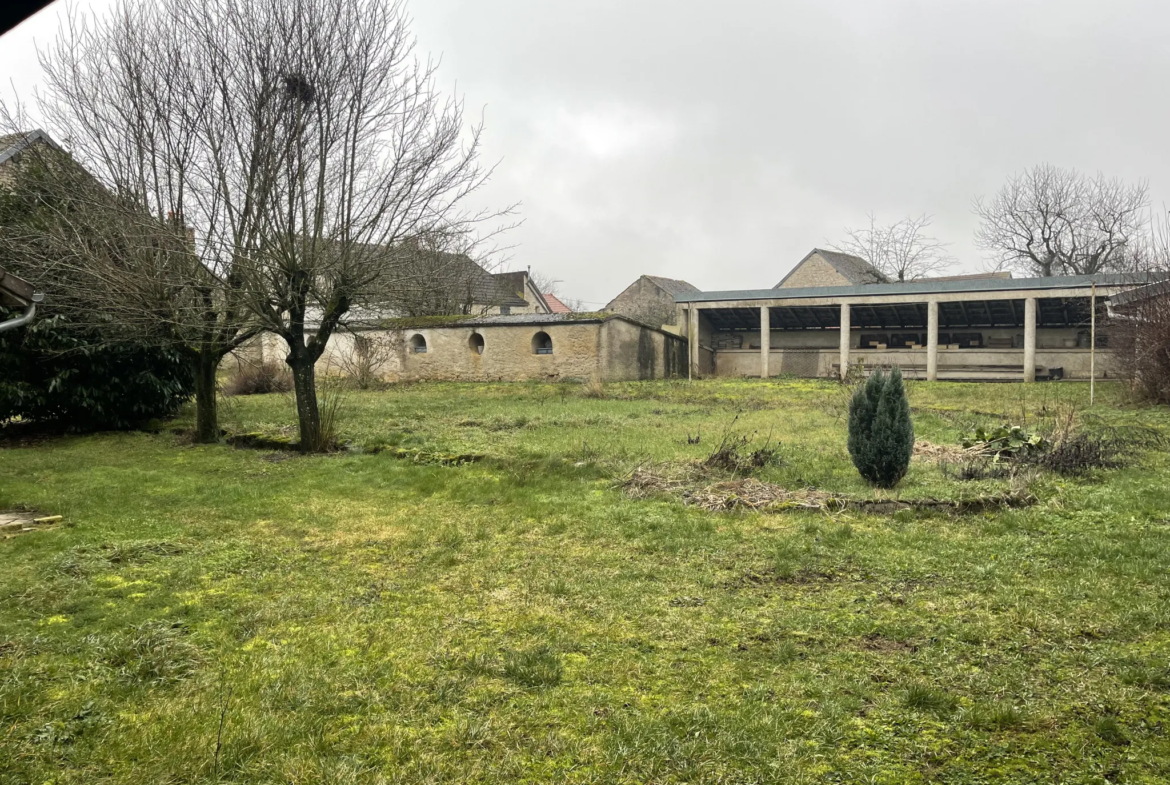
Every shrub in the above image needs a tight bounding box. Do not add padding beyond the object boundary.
[961,424,1047,461]
[703,426,782,474]
[0,310,193,431]
[848,368,914,488]
[1112,288,1170,404]
[223,362,293,396]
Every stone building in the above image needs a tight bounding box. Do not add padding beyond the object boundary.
[774,249,888,288]
[605,275,698,328]
[311,313,687,383]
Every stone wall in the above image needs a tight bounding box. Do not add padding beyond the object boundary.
[776,254,853,289]
[230,318,688,383]
[716,347,1115,380]
[606,278,680,328]
[602,317,688,380]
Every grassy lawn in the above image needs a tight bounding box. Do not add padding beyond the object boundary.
[2,379,1170,783]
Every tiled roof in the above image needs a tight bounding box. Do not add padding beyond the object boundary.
[775,248,888,288]
[431,254,527,307]
[644,275,699,296]
[543,293,572,313]
[0,129,60,167]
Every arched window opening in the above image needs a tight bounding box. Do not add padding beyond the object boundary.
[409,334,427,353]
[532,331,553,355]
[468,333,485,355]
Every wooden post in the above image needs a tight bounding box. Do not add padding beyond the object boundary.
[1090,283,1096,405]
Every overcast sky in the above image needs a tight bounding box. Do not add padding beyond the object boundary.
[3,0,1168,306]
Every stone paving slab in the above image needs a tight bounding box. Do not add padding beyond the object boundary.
[0,511,61,534]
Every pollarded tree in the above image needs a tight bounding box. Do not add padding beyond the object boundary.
[189,0,510,450]
[21,0,510,451]
[974,164,1149,277]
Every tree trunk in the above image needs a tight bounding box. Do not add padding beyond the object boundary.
[193,353,220,443]
[288,353,321,451]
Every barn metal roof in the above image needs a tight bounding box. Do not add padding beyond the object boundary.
[675,273,1157,304]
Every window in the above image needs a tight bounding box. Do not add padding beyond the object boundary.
[500,306,511,315]
[409,334,427,353]
[468,333,485,355]
[532,331,553,355]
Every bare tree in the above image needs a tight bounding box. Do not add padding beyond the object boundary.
[974,164,1149,277]
[13,0,509,451]
[2,0,262,444]
[333,330,397,389]
[376,234,510,317]
[831,213,955,281]
[530,270,584,312]
[191,0,508,450]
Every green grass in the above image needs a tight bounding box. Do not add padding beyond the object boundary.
[1,379,1169,783]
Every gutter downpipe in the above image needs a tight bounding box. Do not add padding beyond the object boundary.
[0,293,43,334]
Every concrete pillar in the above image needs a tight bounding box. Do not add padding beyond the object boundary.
[760,306,770,379]
[926,300,939,381]
[689,306,700,380]
[1023,297,1036,382]
[839,302,851,381]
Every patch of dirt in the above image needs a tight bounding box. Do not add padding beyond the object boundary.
[730,567,844,588]
[226,432,301,451]
[913,440,974,463]
[618,463,1034,515]
[622,464,840,512]
[366,445,484,466]
[857,632,919,653]
[0,421,78,447]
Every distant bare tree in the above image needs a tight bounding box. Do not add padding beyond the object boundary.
[831,213,955,281]
[974,164,1149,277]
[530,270,584,312]
[377,235,508,317]
[12,0,511,451]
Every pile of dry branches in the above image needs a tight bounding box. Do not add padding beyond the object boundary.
[618,461,1035,514]
[620,463,844,512]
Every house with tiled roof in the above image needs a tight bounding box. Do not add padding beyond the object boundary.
[774,248,888,289]
[604,275,699,328]
[543,293,571,313]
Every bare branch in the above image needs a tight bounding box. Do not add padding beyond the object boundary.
[973,164,1149,277]
[831,213,955,281]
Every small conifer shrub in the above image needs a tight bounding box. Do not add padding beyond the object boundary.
[847,368,914,488]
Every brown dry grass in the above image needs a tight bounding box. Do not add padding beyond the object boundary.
[620,462,844,512]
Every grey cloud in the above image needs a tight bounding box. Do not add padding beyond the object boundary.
[4,0,1168,305]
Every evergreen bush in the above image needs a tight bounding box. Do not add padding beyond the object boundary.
[0,152,194,431]
[0,310,193,431]
[847,368,914,488]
